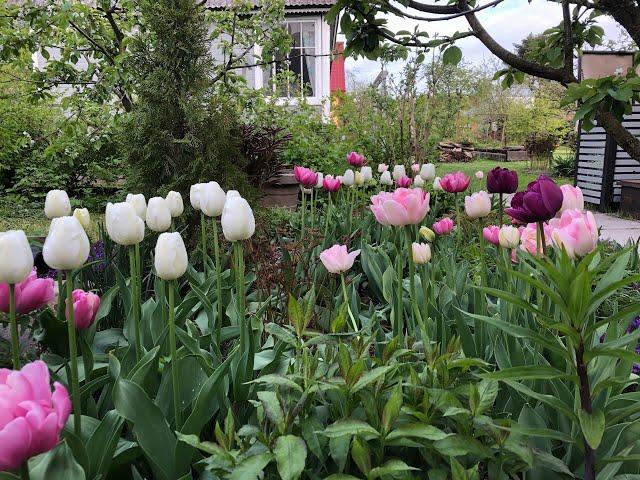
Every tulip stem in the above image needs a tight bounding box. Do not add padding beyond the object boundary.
[200,212,208,275]
[478,222,488,316]
[323,193,332,244]
[340,273,358,331]
[310,188,315,229]
[168,281,181,429]
[212,219,223,345]
[498,193,504,228]
[300,189,306,241]
[65,270,82,437]
[537,221,547,256]
[394,229,404,337]
[405,227,419,330]
[9,283,20,369]
[128,246,142,362]
[20,462,30,480]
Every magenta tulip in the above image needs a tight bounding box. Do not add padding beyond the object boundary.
[347,152,365,167]
[0,269,55,315]
[323,175,341,192]
[396,175,412,188]
[66,289,100,330]
[293,166,318,188]
[0,360,71,471]
[370,188,430,227]
[482,225,501,246]
[432,217,454,235]
[320,244,361,274]
[549,209,598,258]
[487,167,518,194]
[440,172,471,193]
[506,175,563,224]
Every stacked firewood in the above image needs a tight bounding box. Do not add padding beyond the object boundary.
[438,142,475,163]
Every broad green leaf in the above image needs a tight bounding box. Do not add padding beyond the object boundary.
[381,385,403,432]
[369,459,419,479]
[229,452,273,480]
[176,432,225,456]
[30,441,85,480]
[250,374,303,393]
[350,437,371,476]
[274,435,307,480]
[351,365,394,392]
[578,408,605,450]
[481,366,574,381]
[532,449,575,477]
[257,390,285,429]
[322,419,380,439]
[442,46,462,65]
[85,410,125,479]
[385,423,450,442]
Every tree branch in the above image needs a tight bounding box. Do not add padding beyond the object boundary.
[388,0,505,22]
[562,0,574,81]
[68,20,116,65]
[406,0,458,14]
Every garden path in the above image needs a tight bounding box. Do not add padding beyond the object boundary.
[595,213,640,245]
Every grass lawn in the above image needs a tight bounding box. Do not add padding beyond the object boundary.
[0,203,104,239]
[436,158,572,192]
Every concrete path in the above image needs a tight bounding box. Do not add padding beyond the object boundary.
[594,212,640,245]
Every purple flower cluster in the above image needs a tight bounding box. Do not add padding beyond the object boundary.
[88,241,106,272]
[627,316,640,374]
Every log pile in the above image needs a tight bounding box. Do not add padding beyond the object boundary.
[438,142,475,163]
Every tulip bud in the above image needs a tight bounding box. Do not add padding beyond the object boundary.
[221,196,255,241]
[498,225,520,249]
[380,171,393,186]
[67,289,100,330]
[165,191,184,217]
[154,232,188,280]
[354,171,364,186]
[342,169,355,187]
[419,226,435,242]
[190,184,203,210]
[465,191,492,219]
[315,173,324,188]
[105,202,145,246]
[433,177,443,191]
[361,166,373,182]
[45,190,71,219]
[420,163,435,181]
[412,242,431,264]
[475,170,484,179]
[73,208,91,231]
[414,176,425,187]
[146,197,172,232]
[43,216,90,271]
[227,190,241,198]
[378,163,388,173]
[0,230,34,284]
[411,163,420,174]
[126,194,147,219]
[392,165,406,181]
[200,181,227,217]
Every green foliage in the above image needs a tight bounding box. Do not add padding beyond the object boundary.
[552,152,577,178]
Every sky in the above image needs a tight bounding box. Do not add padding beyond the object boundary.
[342,0,623,85]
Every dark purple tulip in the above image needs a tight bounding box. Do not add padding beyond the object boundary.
[505,175,563,224]
[487,167,518,194]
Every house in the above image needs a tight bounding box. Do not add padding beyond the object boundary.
[205,0,343,117]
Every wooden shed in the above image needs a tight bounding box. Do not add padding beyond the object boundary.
[259,169,299,209]
[575,51,640,211]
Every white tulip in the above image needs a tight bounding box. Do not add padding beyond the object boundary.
[361,166,373,182]
[414,176,425,187]
[154,232,188,280]
[498,225,521,249]
[392,165,406,181]
[221,196,255,241]
[43,216,90,271]
[465,191,492,219]
[106,202,145,246]
[0,230,33,284]
[412,242,432,265]
[165,191,184,218]
[302,187,313,194]
[380,171,393,186]
[420,163,435,181]
[227,190,241,198]
[126,193,147,219]
[433,177,443,191]
[73,208,91,230]
[190,184,203,211]
[146,197,172,233]
[354,171,364,186]
[315,173,324,188]
[342,169,355,187]
[45,190,71,219]
[200,182,227,217]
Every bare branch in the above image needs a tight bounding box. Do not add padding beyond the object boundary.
[387,0,505,22]
[406,0,458,14]
[562,0,574,81]
[68,20,116,64]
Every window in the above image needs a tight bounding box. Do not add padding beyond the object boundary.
[263,19,319,99]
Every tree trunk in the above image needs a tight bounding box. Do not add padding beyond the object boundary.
[597,108,640,161]
[599,0,640,47]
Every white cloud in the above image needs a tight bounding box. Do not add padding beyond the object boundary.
[341,0,622,84]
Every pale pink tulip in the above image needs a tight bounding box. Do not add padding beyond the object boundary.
[411,163,420,173]
[465,191,492,218]
[0,360,71,471]
[0,269,55,314]
[475,170,484,179]
[378,163,389,173]
[482,225,500,246]
[432,217,454,235]
[559,185,585,214]
[549,209,598,258]
[66,289,101,330]
[370,188,430,227]
[319,245,361,274]
[412,242,431,264]
[519,223,555,256]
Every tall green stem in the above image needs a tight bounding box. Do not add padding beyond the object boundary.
[498,193,504,228]
[405,227,419,331]
[200,212,208,275]
[454,193,461,245]
[168,281,181,429]
[300,189,306,241]
[310,188,315,229]
[9,283,19,369]
[340,273,358,331]
[323,193,332,243]
[212,219,223,345]
[234,242,246,351]
[537,221,547,256]
[394,229,404,337]
[477,222,488,316]
[128,246,142,361]
[20,462,30,480]
[65,271,81,437]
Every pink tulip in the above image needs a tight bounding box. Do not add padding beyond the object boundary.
[432,217,454,235]
[378,164,388,173]
[519,223,555,256]
[294,166,318,187]
[440,172,471,193]
[320,244,361,274]
[411,163,420,173]
[559,185,584,214]
[323,175,341,192]
[475,170,484,179]
[370,188,431,227]
[66,289,100,330]
[482,225,500,246]
[396,175,412,188]
[0,269,55,314]
[347,152,365,167]
[0,360,71,471]
[549,209,598,258]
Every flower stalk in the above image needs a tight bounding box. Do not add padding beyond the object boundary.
[340,273,358,331]
[200,212,208,275]
[65,271,81,437]
[128,246,142,361]
[212,218,223,344]
[9,283,19,369]
[168,281,181,429]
